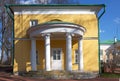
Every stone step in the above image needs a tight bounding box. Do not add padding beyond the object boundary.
[20,70,99,79]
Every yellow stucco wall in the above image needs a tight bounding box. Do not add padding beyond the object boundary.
[14,14,99,72]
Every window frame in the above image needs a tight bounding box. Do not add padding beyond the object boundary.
[52,48,62,61]
[30,20,38,27]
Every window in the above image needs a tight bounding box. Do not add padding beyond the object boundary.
[30,20,38,27]
[36,50,40,65]
[75,50,78,64]
[53,49,61,60]
[100,49,103,61]
[100,49,103,56]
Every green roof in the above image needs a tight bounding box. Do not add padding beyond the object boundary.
[100,40,114,45]
[35,19,86,31]
[100,40,120,45]
[42,19,78,25]
[5,4,105,7]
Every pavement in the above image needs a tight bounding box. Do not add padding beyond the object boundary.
[0,72,119,81]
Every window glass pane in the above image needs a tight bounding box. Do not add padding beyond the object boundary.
[53,50,56,55]
[75,50,78,54]
[57,50,61,54]
[100,49,103,55]
[57,53,61,60]
[36,50,39,65]
[53,54,56,60]
[75,50,78,63]
[30,20,38,27]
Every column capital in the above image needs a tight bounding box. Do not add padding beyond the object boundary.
[31,38,36,40]
[30,37,36,40]
[66,33,74,37]
[42,33,50,37]
[66,33,71,36]
[79,36,83,40]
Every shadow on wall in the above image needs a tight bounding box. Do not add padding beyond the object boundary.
[14,38,79,72]
[14,13,98,72]
[14,37,31,72]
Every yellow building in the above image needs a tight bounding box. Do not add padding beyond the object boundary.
[6,4,105,74]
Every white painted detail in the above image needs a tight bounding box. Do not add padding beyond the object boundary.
[14,9,95,15]
[31,39,37,71]
[45,34,51,71]
[52,48,62,70]
[100,45,111,50]
[27,23,86,38]
[30,27,84,37]
[78,38,84,71]
[30,20,38,27]
[66,33,72,71]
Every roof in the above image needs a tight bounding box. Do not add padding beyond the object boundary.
[100,40,114,45]
[5,4,105,7]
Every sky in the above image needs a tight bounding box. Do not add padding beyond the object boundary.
[0,0,120,42]
[80,0,120,42]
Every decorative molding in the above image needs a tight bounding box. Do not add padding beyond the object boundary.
[83,37,98,40]
[28,24,85,38]
[14,9,96,15]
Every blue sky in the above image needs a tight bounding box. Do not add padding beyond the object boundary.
[0,0,120,42]
[80,0,120,42]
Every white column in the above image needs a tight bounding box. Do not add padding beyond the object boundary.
[45,34,51,71]
[31,39,37,71]
[78,37,84,71]
[66,33,72,71]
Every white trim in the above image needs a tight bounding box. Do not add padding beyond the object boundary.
[27,24,86,37]
[12,5,102,15]
[30,27,84,37]
[14,9,95,14]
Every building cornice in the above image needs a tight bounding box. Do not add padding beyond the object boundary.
[5,4,105,15]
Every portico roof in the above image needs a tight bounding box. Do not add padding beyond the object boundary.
[27,20,86,38]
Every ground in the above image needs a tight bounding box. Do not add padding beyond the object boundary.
[0,72,119,81]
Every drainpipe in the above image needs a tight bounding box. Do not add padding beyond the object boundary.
[97,5,105,74]
[5,5,14,20]
[5,5,14,72]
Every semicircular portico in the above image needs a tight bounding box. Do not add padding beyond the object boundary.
[27,20,86,71]
[27,20,86,38]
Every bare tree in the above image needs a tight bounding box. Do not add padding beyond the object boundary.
[50,0,68,4]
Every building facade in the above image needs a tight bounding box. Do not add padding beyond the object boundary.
[100,40,114,63]
[100,39,120,73]
[6,4,105,73]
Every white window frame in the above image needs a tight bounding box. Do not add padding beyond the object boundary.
[52,48,62,61]
[30,20,38,27]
